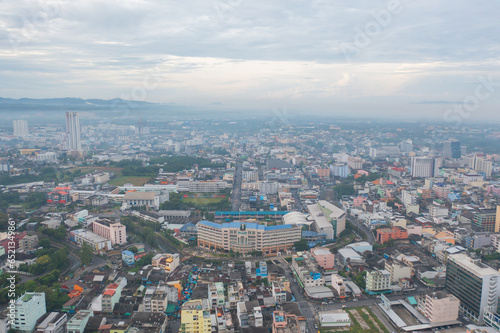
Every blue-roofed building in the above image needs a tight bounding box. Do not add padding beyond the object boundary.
[179,222,197,239]
[197,220,302,256]
[122,250,135,266]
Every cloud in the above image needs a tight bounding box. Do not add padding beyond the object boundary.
[0,0,499,120]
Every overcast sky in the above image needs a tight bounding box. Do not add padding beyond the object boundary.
[1,0,500,120]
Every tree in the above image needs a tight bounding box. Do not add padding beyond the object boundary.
[129,246,138,254]
[79,243,93,266]
[0,213,8,231]
[294,239,309,251]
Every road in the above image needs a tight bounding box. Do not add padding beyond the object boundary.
[231,161,242,211]
[349,217,375,245]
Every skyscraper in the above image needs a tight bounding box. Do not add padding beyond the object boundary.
[443,140,461,159]
[446,254,500,324]
[66,112,82,152]
[411,157,436,178]
[13,119,29,137]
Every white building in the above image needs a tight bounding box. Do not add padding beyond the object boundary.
[65,112,82,152]
[12,292,47,332]
[35,312,67,333]
[365,270,391,292]
[307,200,346,240]
[66,310,93,333]
[13,119,29,137]
[411,157,436,178]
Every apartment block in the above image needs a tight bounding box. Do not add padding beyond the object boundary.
[419,292,460,324]
[12,292,47,332]
[376,227,408,244]
[311,248,335,270]
[365,270,391,292]
[91,219,127,245]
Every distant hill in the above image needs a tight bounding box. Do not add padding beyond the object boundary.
[0,97,161,111]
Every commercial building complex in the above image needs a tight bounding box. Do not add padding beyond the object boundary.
[446,254,500,324]
[307,200,346,240]
[197,221,301,256]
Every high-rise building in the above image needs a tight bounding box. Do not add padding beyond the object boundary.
[12,292,47,332]
[13,119,29,137]
[470,155,493,178]
[411,157,436,178]
[443,140,461,159]
[399,139,413,154]
[66,112,82,152]
[445,254,500,324]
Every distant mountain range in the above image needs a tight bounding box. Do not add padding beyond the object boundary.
[0,97,162,111]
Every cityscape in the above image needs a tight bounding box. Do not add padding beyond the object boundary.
[0,112,499,333]
[1,1,500,333]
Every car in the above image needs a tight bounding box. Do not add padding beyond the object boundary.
[314,324,318,329]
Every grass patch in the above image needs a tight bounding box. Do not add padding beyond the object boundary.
[109,176,151,186]
[182,197,226,205]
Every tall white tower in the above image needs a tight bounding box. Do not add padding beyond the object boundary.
[66,112,82,152]
[13,119,29,137]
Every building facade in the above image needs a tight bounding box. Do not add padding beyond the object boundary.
[197,221,301,256]
[12,292,47,332]
[365,270,391,292]
[446,254,500,324]
[91,219,126,245]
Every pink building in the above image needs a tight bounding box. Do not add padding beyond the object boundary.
[91,219,127,245]
[352,197,366,206]
[311,248,335,270]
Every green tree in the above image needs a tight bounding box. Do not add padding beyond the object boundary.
[79,243,93,266]
[294,239,309,251]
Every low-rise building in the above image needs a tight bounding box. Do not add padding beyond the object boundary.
[209,282,225,309]
[272,281,287,304]
[330,274,346,299]
[419,292,460,323]
[35,312,67,333]
[384,261,412,284]
[181,300,211,333]
[376,227,408,244]
[311,248,335,270]
[272,310,301,333]
[151,253,180,274]
[66,310,93,333]
[365,270,391,292]
[292,255,324,288]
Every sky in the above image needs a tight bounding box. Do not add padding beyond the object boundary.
[1,0,500,121]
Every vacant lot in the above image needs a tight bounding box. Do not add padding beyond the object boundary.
[109,176,151,186]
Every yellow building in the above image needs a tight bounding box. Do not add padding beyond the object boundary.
[180,300,211,333]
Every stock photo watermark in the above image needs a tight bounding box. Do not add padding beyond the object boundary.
[442,75,499,126]
[338,0,404,62]
[7,219,18,327]
[9,0,63,51]
[110,65,165,119]
[213,0,243,21]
